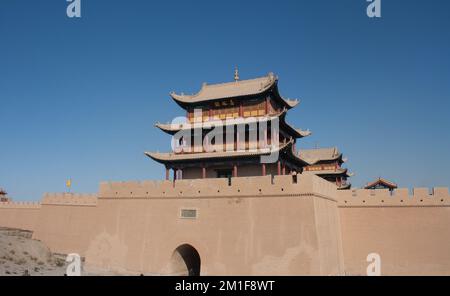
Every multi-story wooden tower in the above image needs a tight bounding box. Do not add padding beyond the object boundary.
[299,147,352,189]
[0,188,9,202]
[146,72,312,181]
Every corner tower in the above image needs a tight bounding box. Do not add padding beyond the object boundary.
[0,188,10,202]
[299,147,352,189]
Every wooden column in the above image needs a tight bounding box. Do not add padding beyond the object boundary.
[204,135,209,152]
[236,132,240,151]
[265,97,269,114]
[173,169,177,181]
[263,128,268,149]
[277,161,281,175]
[262,163,266,176]
[202,167,206,179]
[282,163,286,175]
[233,164,238,178]
[165,167,170,181]
[239,102,243,117]
[234,128,237,151]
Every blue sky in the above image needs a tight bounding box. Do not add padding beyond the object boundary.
[1,0,449,201]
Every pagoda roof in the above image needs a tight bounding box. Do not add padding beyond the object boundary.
[338,183,352,190]
[155,109,311,139]
[364,178,398,190]
[170,73,299,109]
[302,168,352,177]
[0,188,6,196]
[280,111,312,138]
[298,147,344,165]
[145,138,307,167]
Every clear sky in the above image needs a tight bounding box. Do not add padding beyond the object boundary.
[1,0,449,201]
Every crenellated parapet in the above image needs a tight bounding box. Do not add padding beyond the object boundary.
[99,174,338,201]
[41,193,97,206]
[0,201,41,209]
[338,187,450,207]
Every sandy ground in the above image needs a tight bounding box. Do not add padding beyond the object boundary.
[0,227,127,276]
[0,227,68,276]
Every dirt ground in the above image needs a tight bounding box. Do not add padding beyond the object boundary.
[0,227,125,276]
[0,227,67,276]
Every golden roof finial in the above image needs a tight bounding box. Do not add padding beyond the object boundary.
[234,67,239,82]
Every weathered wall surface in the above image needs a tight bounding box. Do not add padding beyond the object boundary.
[337,188,450,275]
[85,174,344,275]
[1,177,450,275]
[32,193,98,257]
[0,202,41,231]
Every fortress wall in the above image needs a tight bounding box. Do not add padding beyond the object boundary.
[0,202,41,231]
[85,174,343,275]
[337,187,449,207]
[32,193,98,257]
[337,188,450,275]
[3,178,450,275]
[96,173,339,200]
[314,197,345,275]
[3,180,450,276]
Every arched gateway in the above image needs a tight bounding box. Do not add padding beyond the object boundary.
[169,244,201,276]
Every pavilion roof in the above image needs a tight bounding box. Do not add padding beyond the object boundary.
[145,140,291,164]
[170,73,299,109]
[145,138,307,167]
[364,178,398,190]
[155,109,311,139]
[302,168,352,177]
[338,183,352,190]
[298,147,344,165]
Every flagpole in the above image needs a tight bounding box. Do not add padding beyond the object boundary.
[66,178,72,194]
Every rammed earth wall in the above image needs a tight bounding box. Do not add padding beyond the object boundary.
[337,188,450,275]
[1,176,449,275]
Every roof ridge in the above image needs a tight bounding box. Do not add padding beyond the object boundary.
[300,147,335,152]
[188,75,272,99]
[172,73,276,100]
[203,75,271,89]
